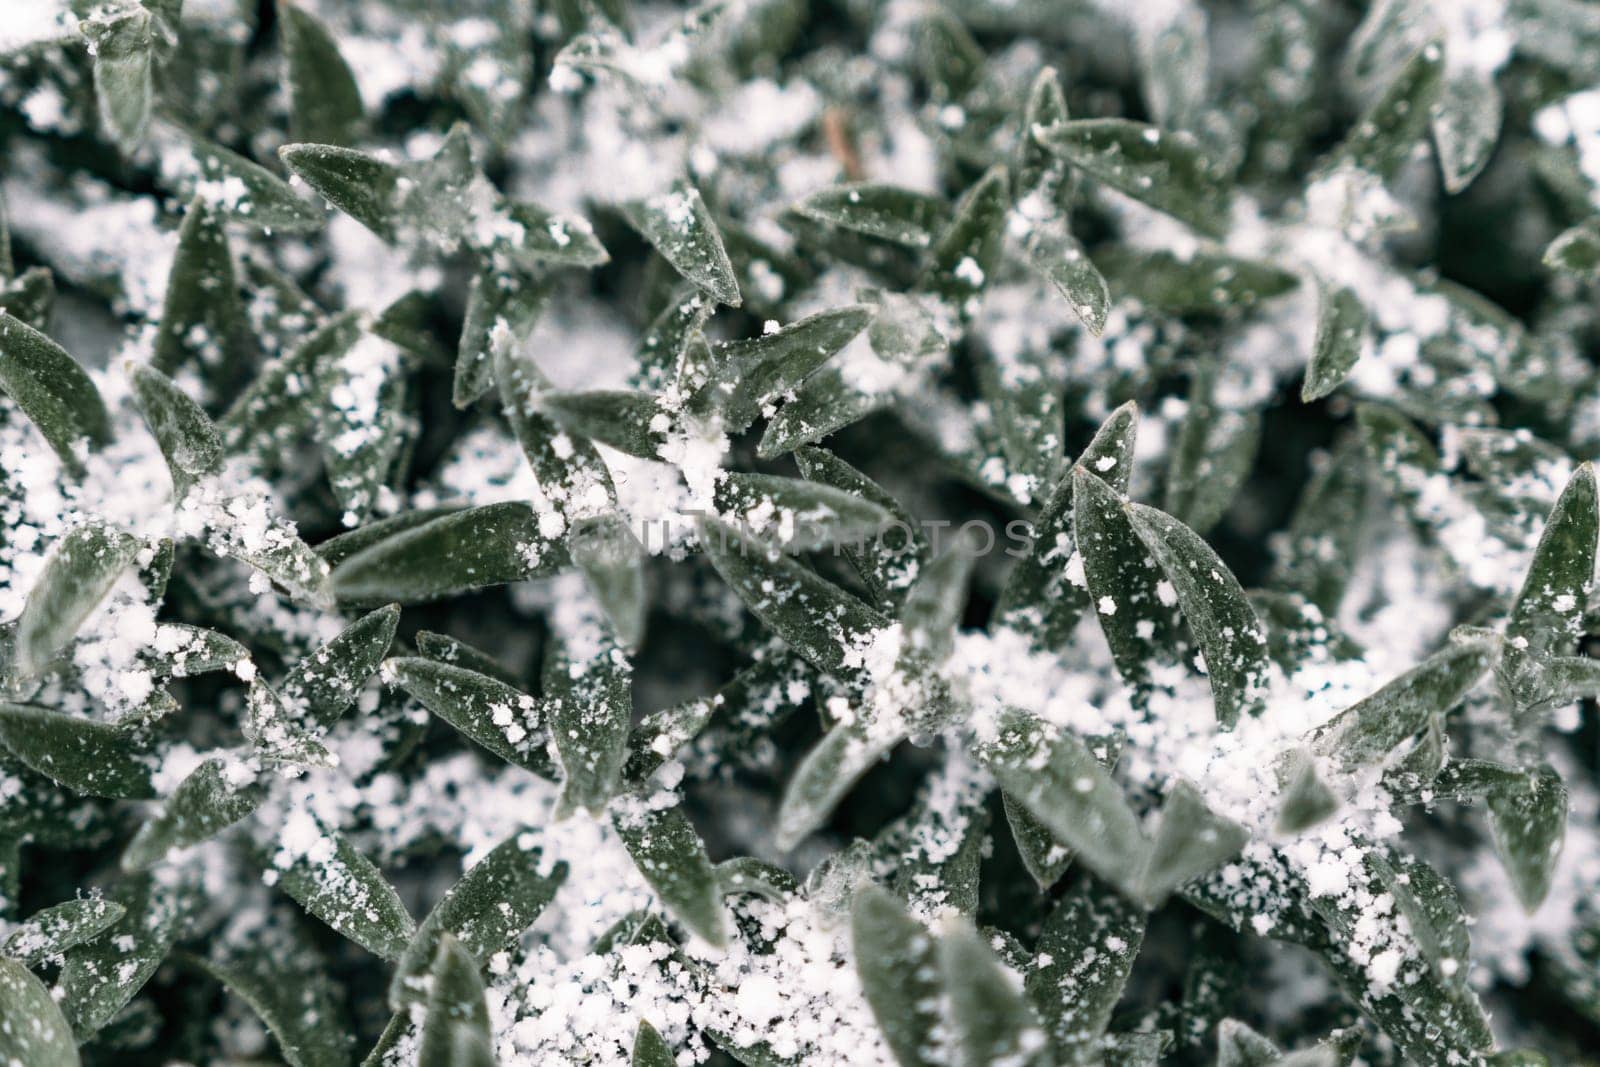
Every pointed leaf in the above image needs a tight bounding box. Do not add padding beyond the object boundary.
[613,801,728,946]
[279,1,364,146]
[941,920,1051,1067]
[544,632,632,817]
[1508,462,1596,658]
[1038,119,1231,236]
[283,603,399,730]
[621,182,740,306]
[0,704,155,799]
[0,956,79,1066]
[0,313,111,471]
[851,885,942,1067]
[1302,285,1368,402]
[14,522,139,678]
[1486,764,1567,912]
[275,828,415,960]
[419,935,495,1067]
[793,183,951,247]
[1139,781,1247,904]
[1027,876,1146,1063]
[128,362,223,498]
[383,657,554,777]
[122,757,266,869]
[150,201,253,395]
[1,898,125,965]
[279,143,403,241]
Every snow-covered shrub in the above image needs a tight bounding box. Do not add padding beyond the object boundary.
[1,0,1599,1063]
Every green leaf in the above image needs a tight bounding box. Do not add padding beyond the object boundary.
[122,757,266,869]
[899,544,974,662]
[1508,462,1596,658]
[1486,763,1567,912]
[329,502,568,606]
[1,897,126,965]
[384,656,553,777]
[979,711,1149,901]
[1004,792,1074,890]
[995,400,1138,651]
[698,516,889,678]
[633,1021,675,1067]
[1301,285,1368,402]
[758,368,887,460]
[545,631,633,817]
[1072,466,1181,689]
[1275,749,1340,834]
[921,165,1009,317]
[283,603,399,731]
[571,512,647,648]
[1271,435,1370,614]
[1014,66,1074,207]
[1038,119,1231,236]
[1021,218,1110,336]
[80,5,153,152]
[0,704,155,799]
[13,521,139,678]
[537,390,668,459]
[1164,364,1260,536]
[777,715,906,852]
[189,926,349,1067]
[1126,501,1270,727]
[941,919,1051,1067]
[1098,248,1298,313]
[621,182,740,306]
[696,305,874,433]
[278,0,365,146]
[632,285,714,391]
[150,201,254,396]
[0,312,112,471]
[715,857,798,901]
[851,885,942,1067]
[1312,633,1498,769]
[392,831,568,1008]
[173,131,325,233]
[419,935,495,1067]
[275,827,416,960]
[1139,781,1247,904]
[414,630,522,688]
[1027,875,1146,1064]
[1433,72,1501,194]
[794,446,928,611]
[1334,41,1444,179]
[128,361,223,498]
[715,472,894,554]
[793,183,951,248]
[1544,218,1600,278]
[613,802,728,946]
[279,143,403,241]
[455,267,550,408]
[60,875,185,1037]
[0,956,79,1067]
[222,311,361,457]
[315,332,409,526]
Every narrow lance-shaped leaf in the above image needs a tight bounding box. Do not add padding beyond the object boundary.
[695,305,874,433]
[151,201,254,397]
[0,312,112,472]
[715,472,894,554]
[793,183,952,248]
[572,512,647,649]
[1333,41,1444,180]
[128,362,223,499]
[1037,119,1232,237]
[0,956,79,1067]
[922,165,1010,317]
[279,0,365,146]
[1486,764,1567,913]
[632,1021,676,1067]
[698,516,889,679]
[13,522,139,679]
[1072,467,1182,689]
[122,757,267,870]
[544,631,633,817]
[995,400,1138,652]
[188,922,350,1067]
[80,4,153,153]
[391,831,569,1008]
[1302,284,1368,402]
[851,885,943,1067]
[1,897,126,965]
[414,630,522,688]
[1126,501,1270,727]
[794,446,929,612]
[941,919,1051,1067]
[59,875,186,1037]
[1312,633,1498,769]
[1027,875,1146,1064]
[329,502,568,606]
[274,825,416,960]
[173,131,325,233]
[1138,781,1247,904]
[0,704,156,799]
[1022,219,1111,337]
[282,603,400,731]
[279,143,404,241]
[383,657,554,777]
[1433,71,1501,194]
[1272,434,1370,614]
[613,801,728,946]
[777,714,907,852]
[978,711,1149,902]
[1097,248,1298,313]
[1508,462,1596,658]
[419,935,495,1067]
[1165,362,1261,535]
[538,390,668,460]
[621,182,741,307]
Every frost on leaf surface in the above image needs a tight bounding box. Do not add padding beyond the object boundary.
[0,0,1594,1064]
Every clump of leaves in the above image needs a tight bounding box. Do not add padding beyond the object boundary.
[1,0,1599,1065]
